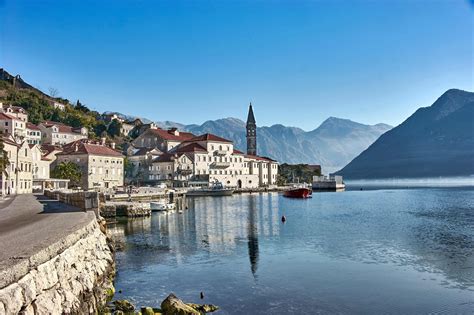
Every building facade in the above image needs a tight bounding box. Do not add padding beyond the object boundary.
[55,140,124,190]
[26,123,42,144]
[0,137,33,195]
[132,127,195,151]
[147,133,278,188]
[39,121,88,145]
[0,112,27,138]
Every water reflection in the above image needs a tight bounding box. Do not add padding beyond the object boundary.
[247,195,259,276]
[110,193,281,276]
[110,188,474,314]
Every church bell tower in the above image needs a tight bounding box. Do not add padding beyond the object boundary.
[246,103,257,155]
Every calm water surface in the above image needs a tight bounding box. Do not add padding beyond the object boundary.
[110,186,474,314]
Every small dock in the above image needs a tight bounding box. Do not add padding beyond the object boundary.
[312,175,345,191]
[102,189,188,218]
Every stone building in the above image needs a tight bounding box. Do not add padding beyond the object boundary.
[39,121,88,145]
[125,146,163,184]
[132,127,195,151]
[55,140,124,190]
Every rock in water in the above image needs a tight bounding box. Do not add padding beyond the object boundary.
[186,303,219,313]
[141,306,155,315]
[161,294,200,315]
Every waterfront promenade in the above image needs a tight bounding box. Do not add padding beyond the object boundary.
[0,194,95,286]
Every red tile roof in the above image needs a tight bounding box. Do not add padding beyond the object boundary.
[233,149,244,155]
[59,140,123,157]
[26,122,41,130]
[132,147,163,156]
[41,144,63,155]
[186,133,232,143]
[41,121,84,134]
[0,112,16,120]
[1,136,20,147]
[175,143,207,153]
[146,128,195,141]
[155,153,175,163]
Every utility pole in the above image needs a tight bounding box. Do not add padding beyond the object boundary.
[12,134,25,194]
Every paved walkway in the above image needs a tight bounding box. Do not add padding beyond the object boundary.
[0,194,96,273]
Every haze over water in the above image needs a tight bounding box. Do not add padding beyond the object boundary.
[110,185,474,314]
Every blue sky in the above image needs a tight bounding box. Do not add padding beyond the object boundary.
[1,0,472,130]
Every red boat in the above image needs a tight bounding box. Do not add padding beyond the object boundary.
[283,187,312,198]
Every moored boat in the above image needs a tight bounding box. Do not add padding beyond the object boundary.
[186,181,234,197]
[150,201,176,211]
[283,187,312,198]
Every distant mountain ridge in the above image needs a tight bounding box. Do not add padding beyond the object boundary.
[106,110,391,173]
[152,117,392,174]
[336,89,474,178]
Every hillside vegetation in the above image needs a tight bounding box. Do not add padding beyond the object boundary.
[0,74,128,145]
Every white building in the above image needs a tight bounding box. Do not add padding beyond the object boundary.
[26,123,42,144]
[0,136,33,195]
[0,112,27,138]
[39,121,88,145]
[131,127,195,151]
[0,103,28,122]
[147,133,278,188]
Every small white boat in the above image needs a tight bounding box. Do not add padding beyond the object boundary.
[186,180,234,197]
[150,201,176,211]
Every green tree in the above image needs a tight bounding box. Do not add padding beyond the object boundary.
[107,119,122,137]
[93,122,107,137]
[75,99,90,113]
[51,161,82,187]
[123,157,135,181]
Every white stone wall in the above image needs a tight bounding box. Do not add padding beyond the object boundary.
[0,219,114,314]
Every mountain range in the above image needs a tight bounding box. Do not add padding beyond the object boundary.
[158,117,392,174]
[336,89,474,178]
[107,112,392,173]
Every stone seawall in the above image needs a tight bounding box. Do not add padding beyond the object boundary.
[0,218,115,314]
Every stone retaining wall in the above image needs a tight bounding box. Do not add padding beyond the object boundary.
[44,190,100,216]
[0,218,115,314]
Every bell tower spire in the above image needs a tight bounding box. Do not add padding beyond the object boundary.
[246,102,257,155]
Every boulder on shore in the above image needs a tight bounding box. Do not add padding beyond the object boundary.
[113,299,135,312]
[160,294,219,315]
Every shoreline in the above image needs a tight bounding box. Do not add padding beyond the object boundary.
[0,195,115,314]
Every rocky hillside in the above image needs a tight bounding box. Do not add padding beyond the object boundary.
[336,89,474,178]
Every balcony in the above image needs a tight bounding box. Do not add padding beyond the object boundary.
[210,162,230,169]
[177,167,193,175]
[213,150,227,156]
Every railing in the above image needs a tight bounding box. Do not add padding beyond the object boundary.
[177,168,193,175]
[210,162,230,169]
[213,150,227,156]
